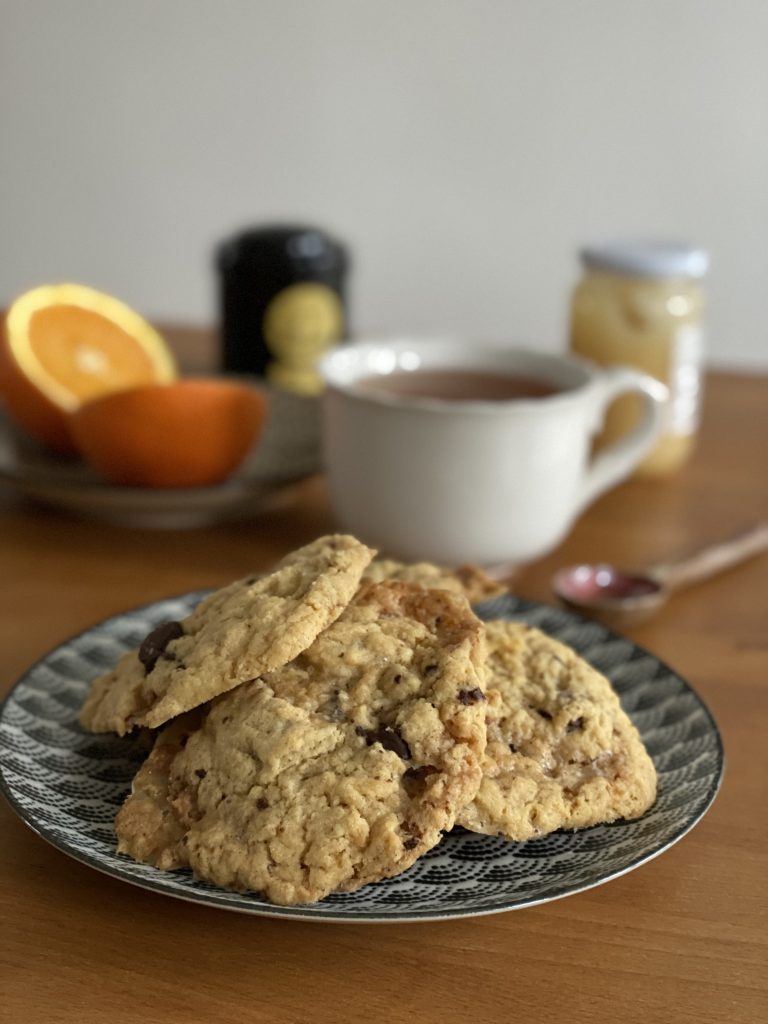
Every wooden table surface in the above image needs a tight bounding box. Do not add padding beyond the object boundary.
[1,330,766,1024]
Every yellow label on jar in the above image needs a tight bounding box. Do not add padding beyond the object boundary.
[263,283,344,396]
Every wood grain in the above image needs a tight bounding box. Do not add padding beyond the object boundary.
[1,330,766,1024]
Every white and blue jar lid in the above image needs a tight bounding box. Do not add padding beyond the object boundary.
[580,241,709,279]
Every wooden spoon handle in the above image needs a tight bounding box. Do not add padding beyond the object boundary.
[650,522,768,593]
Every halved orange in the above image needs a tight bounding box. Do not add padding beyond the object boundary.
[0,284,177,453]
[69,378,268,488]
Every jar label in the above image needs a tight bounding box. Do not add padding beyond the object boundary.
[263,283,344,395]
[669,324,703,435]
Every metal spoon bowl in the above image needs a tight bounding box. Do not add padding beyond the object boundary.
[553,564,667,627]
[553,523,768,627]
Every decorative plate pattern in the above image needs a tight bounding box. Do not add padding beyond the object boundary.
[0,593,723,922]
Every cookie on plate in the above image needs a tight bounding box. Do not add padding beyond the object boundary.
[116,581,487,905]
[113,711,203,869]
[362,558,506,604]
[80,534,374,735]
[457,621,657,840]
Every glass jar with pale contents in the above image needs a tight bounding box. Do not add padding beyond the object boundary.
[570,241,709,476]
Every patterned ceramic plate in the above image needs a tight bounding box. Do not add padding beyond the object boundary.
[0,592,723,923]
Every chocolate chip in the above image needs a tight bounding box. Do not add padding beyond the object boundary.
[403,836,420,850]
[402,764,438,797]
[509,743,518,753]
[424,664,438,675]
[536,708,553,720]
[567,716,585,733]
[195,769,207,779]
[393,674,402,684]
[256,797,269,810]
[138,621,183,674]
[364,724,411,760]
[458,687,485,705]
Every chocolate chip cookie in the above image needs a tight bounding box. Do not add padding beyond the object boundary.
[362,558,505,604]
[80,534,374,735]
[457,621,657,840]
[116,581,487,905]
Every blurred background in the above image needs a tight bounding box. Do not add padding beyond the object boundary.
[2,0,767,369]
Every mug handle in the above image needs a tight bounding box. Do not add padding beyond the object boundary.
[576,366,669,513]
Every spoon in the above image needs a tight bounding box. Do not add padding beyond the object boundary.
[552,522,768,627]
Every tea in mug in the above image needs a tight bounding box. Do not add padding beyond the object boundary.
[357,370,560,402]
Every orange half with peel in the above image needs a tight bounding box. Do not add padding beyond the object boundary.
[0,284,176,453]
[69,378,268,488]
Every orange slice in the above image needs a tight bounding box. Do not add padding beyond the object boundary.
[69,378,268,488]
[0,284,177,453]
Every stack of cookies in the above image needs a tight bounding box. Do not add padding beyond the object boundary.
[79,535,657,906]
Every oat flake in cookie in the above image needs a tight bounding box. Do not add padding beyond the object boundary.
[457,621,657,840]
[79,535,374,735]
[115,582,487,905]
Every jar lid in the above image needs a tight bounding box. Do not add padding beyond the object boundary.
[216,224,348,275]
[580,240,709,279]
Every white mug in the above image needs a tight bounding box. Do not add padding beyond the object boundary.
[319,340,668,566]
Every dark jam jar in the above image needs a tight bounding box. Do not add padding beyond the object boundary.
[217,225,349,395]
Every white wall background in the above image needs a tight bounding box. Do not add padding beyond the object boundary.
[2,0,767,369]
